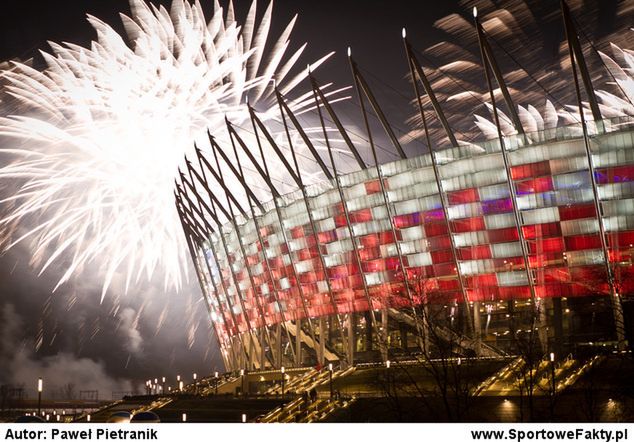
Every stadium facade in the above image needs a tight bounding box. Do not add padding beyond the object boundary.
[175,4,634,371]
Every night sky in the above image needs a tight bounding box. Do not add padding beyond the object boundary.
[0,0,628,398]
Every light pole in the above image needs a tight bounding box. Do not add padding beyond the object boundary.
[193,373,197,395]
[214,371,219,395]
[328,363,333,400]
[550,352,556,419]
[162,377,166,394]
[240,369,245,396]
[280,367,285,397]
[550,352,556,395]
[37,378,43,415]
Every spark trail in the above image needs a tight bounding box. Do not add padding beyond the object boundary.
[0,0,334,299]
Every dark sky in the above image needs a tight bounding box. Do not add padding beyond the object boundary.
[0,0,628,397]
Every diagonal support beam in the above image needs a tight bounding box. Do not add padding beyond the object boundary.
[348,51,407,159]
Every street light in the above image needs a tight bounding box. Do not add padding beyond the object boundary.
[179,380,184,392]
[386,360,391,369]
[182,413,187,422]
[550,352,556,395]
[328,363,333,400]
[240,369,246,396]
[214,371,219,395]
[241,413,247,423]
[280,367,285,397]
[37,378,43,415]
[87,414,91,422]
[162,377,166,393]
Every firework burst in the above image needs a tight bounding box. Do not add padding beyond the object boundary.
[0,0,334,298]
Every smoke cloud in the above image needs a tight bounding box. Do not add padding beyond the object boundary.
[0,303,136,398]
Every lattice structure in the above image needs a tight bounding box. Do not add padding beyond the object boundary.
[175,4,634,371]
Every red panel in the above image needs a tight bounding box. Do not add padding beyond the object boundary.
[448,188,479,205]
[334,214,347,228]
[535,266,570,284]
[359,231,396,248]
[424,222,448,237]
[296,247,319,261]
[510,160,551,180]
[498,285,531,300]
[595,164,634,184]
[430,249,453,264]
[534,284,572,298]
[493,256,524,268]
[432,262,458,277]
[452,216,486,233]
[516,176,554,194]
[349,208,373,223]
[365,179,388,194]
[428,235,452,251]
[317,230,338,243]
[359,246,382,261]
[437,278,460,291]
[488,227,520,243]
[327,263,361,279]
[290,226,305,239]
[465,273,498,287]
[406,266,435,279]
[609,231,634,247]
[394,213,423,229]
[528,237,565,254]
[565,234,602,251]
[362,258,400,273]
[558,203,596,221]
[529,252,564,268]
[457,244,492,260]
[569,265,607,281]
[522,222,561,239]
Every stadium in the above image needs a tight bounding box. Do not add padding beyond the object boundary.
[175,3,634,374]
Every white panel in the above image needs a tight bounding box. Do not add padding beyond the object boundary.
[251,262,264,276]
[325,239,353,255]
[604,215,634,233]
[479,183,509,201]
[496,271,528,286]
[602,198,634,216]
[365,272,388,286]
[453,230,489,248]
[485,213,516,229]
[599,182,634,200]
[448,202,482,220]
[521,207,559,225]
[491,242,522,258]
[566,249,605,267]
[560,219,599,236]
[459,259,495,276]
[401,225,425,242]
[295,260,314,273]
[406,252,433,267]
[288,237,307,252]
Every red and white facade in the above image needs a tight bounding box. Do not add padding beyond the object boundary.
[178,117,634,370]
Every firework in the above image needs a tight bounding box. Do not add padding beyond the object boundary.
[0,0,336,298]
